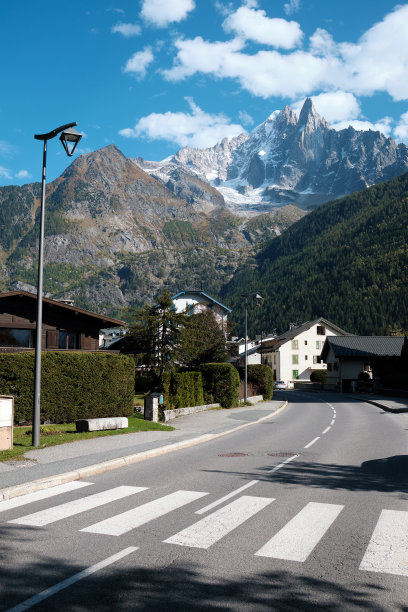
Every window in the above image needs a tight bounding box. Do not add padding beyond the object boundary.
[317,325,326,335]
[292,354,299,364]
[292,340,298,349]
[334,362,338,371]
[305,355,308,360]
[304,340,308,345]
[292,370,299,379]
[0,328,33,347]
[313,355,318,364]
[316,341,321,350]
[58,331,78,349]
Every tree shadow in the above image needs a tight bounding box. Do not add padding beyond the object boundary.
[202,455,408,495]
[0,529,406,612]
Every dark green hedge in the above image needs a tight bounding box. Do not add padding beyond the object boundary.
[162,371,204,409]
[0,352,134,423]
[199,363,240,408]
[236,364,274,400]
[310,369,327,383]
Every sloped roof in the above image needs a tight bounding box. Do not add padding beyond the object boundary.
[267,317,350,351]
[0,291,125,327]
[172,290,231,313]
[321,335,404,360]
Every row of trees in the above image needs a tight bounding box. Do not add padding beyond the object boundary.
[122,291,228,374]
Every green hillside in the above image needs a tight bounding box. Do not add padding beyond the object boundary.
[221,173,408,336]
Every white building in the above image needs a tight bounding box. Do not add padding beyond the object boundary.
[172,290,231,334]
[262,318,350,388]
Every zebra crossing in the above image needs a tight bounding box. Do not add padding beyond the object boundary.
[1,482,407,578]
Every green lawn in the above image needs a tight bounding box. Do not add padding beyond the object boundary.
[0,414,174,462]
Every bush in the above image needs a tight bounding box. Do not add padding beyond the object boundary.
[310,370,327,383]
[0,352,135,423]
[199,363,240,408]
[165,371,204,409]
[248,364,274,400]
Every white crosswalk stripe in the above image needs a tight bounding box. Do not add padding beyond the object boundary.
[255,502,344,561]
[0,481,93,513]
[9,486,147,527]
[81,490,208,536]
[164,495,274,549]
[359,509,408,577]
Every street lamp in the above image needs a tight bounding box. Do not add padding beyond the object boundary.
[32,122,82,447]
[242,293,263,402]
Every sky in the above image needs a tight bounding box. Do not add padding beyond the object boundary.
[1,0,408,186]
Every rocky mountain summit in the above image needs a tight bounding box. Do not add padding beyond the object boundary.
[0,144,303,316]
[137,99,408,213]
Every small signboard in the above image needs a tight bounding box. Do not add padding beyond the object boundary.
[0,395,14,451]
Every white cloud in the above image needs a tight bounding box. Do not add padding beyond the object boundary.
[141,0,195,27]
[284,0,300,16]
[119,98,245,148]
[123,48,154,78]
[111,22,141,37]
[238,110,254,126]
[331,117,393,136]
[15,170,31,180]
[0,140,17,158]
[292,91,361,124]
[163,5,408,104]
[394,111,408,141]
[223,7,302,49]
[0,165,12,180]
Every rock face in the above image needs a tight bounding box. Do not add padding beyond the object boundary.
[141,99,408,212]
[0,144,303,315]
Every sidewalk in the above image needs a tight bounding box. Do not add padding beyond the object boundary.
[0,400,287,501]
[355,395,408,413]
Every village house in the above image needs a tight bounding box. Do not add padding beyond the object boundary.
[261,318,350,388]
[172,290,231,335]
[0,290,125,352]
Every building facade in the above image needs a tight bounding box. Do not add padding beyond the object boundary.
[172,290,231,334]
[262,318,350,388]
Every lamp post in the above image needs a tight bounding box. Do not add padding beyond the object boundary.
[242,293,263,402]
[32,123,82,447]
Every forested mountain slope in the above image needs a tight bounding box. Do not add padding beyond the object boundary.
[221,173,408,336]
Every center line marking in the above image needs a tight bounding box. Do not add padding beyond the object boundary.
[330,419,335,425]
[268,454,299,473]
[322,426,331,434]
[195,480,259,515]
[5,547,138,612]
[304,437,320,449]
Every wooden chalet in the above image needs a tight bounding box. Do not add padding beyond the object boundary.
[0,291,125,353]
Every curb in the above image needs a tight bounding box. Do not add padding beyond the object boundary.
[364,399,408,413]
[0,401,288,502]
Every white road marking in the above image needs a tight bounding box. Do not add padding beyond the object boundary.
[81,490,207,536]
[322,426,331,434]
[195,480,259,515]
[9,486,146,527]
[304,437,320,449]
[255,502,344,561]
[0,481,92,513]
[5,547,138,612]
[330,419,335,425]
[268,454,299,473]
[359,509,408,577]
[165,495,273,549]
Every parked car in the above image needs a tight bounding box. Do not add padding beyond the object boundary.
[274,380,287,390]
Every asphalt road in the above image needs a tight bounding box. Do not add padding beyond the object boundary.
[1,392,407,611]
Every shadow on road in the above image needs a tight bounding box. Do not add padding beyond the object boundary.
[0,535,405,612]
[202,454,408,494]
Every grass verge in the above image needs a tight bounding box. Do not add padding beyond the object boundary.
[0,414,174,462]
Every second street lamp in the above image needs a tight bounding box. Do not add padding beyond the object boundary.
[242,293,263,402]
[32,122,82,447]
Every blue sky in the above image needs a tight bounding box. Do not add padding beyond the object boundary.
[1,0,408,185]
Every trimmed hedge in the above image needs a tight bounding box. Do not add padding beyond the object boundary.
[199,363,240,408]
[162,371,204,409]
[0,352,134,424]
[236,364,274,400]
[310,369,327,383]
